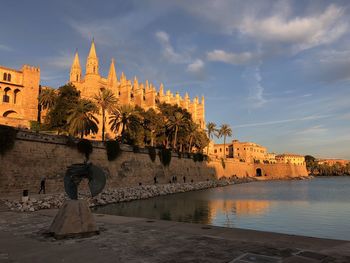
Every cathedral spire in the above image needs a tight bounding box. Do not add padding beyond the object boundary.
[86,39,99,75]
[107,58,117,87]
[70,50,81,82]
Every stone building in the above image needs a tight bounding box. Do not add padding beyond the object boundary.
[0,65,40,128]
[69,40,206,139]
[276,154,305,165]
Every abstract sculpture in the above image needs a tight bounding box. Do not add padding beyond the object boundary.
[49,162,106,239]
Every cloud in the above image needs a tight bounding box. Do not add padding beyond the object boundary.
[235,114,332,128]
[296,125,328,135]
[207,50,257,65]
[46,51,74,70]
[0,44,13,52]
[187,59,204,73]
[155,31,189,63]
[243,64,266,108]
[239,4,347,53]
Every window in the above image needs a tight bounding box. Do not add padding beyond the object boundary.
[219,148,222,152]
[7,74,11,82]
[3,73,7,81]
[3,87,10,103]
[214,149,217,153]
[14,89,20,104]
[76,75,79,81]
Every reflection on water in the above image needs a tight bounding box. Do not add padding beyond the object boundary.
[93,177,350,241]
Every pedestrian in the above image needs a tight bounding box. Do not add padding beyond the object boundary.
[183,176,186,183]
[154,176,157,184]
[38,177,46,194]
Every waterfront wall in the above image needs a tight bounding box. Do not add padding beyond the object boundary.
[0,131,308,194]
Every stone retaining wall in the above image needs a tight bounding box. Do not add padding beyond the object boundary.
[0,130,308,195]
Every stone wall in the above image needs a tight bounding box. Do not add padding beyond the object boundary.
[0,131,308,195]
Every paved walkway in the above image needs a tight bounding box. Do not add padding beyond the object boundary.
[0,209,349,263]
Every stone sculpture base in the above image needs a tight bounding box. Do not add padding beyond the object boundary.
[49,199,99,239]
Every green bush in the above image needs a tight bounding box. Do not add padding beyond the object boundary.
[0,125,17,156]
[132,145,140,153]
[105,140,122,161]
[29,121,41,132]
[77,139,93,160]
[193,152,204,162]
[159,148,172,167]
[148,147,157,162]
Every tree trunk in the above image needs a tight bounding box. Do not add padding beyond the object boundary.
[173,126,178,149]
[102,109,105,141]
[223,136,226,159]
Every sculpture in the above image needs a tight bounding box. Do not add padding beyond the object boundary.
[64,162,106,199]
[49,162,106,239]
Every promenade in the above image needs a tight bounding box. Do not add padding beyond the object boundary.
[0,208,349,263]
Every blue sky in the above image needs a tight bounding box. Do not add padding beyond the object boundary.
[1,0,350,159]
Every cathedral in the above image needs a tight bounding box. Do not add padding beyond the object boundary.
[0,40,206,140]
[69,40,206,139]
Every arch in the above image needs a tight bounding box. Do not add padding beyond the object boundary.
[3,110,20,118]
[7,73,11,82]
[3,73,7,81]
[3,87,11,103]
[256,168,262,177]
[14,89,21,104]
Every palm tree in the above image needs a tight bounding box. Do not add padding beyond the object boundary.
[206,122,217,155]
[218,124,232,159]
[39,87,57,110]
[109,105,139,143]
[167,112,186,149]
[186,121,198,152]
[67,99,99,138]
[94,88,118,141]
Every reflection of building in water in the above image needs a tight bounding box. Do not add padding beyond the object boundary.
[207,199,271,222]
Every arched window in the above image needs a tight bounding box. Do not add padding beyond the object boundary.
[14,89,20,104]
[76,74,79,81]
[7,74,11,82]
[3,87,10,103]
[3,73,7,81]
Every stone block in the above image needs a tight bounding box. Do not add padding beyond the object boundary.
[48,199,99,239]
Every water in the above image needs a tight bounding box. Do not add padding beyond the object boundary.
[93,176,350,241]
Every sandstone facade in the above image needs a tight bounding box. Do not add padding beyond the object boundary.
[0,131,308,195]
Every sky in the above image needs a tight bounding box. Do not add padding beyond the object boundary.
[1,0,350,159]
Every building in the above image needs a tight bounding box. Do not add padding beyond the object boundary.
[69,40,206,139]
[317,159,350,166]
[276,154,305,165]
[0,65,40,128]
[0,40,205,139]
[232,140,267,163]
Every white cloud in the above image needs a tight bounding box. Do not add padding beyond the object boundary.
[243,65,267,108]
[155,31,189,63]
[239,4,347,53]
[296,125,328,135]
[207,50,256,65]
[187,59,204,73]
[235,114,332,128]
[0,44,13,52]
[46,51,74,69]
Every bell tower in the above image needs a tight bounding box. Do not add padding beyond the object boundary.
[70,51,81,83]
[86,39,99,75]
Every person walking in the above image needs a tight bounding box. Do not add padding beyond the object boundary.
[38,177,46,194]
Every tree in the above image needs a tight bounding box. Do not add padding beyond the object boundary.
[109,105,140,143]
[94,88,118,141]
[142,108,163,147]
[39,87,57,110]
[45,83,80,134]
[206,122,217,154]
[67,99,99,138]
[305,155,317,175]
[218,124,232,159]
[167,112,186,149]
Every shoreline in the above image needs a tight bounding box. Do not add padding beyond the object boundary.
[3,175,309,212]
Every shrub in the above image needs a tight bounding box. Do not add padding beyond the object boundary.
[77,139,93,160]
[0,125,17,156]
[148,147,157,162]
[65,136,77,148]
[132,145,140,153]
[221,158,226,169]
[193,152,204,162]
[105,140,122,161]
[29,121,41,132]
[159,148,172,167]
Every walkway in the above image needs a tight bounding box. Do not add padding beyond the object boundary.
[0,209,349,262]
